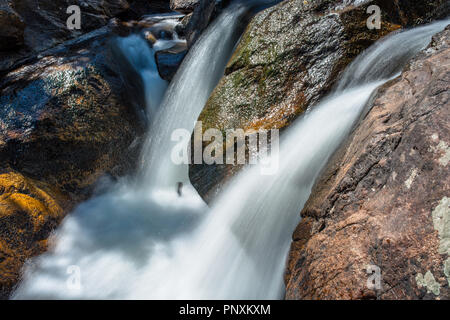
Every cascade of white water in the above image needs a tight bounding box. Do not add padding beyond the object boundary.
[114,34,168,115]
[12,0,280,299]
[138,1,269,189]
[12,1,448,299]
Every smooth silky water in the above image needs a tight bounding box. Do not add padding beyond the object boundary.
[12,2,449,299]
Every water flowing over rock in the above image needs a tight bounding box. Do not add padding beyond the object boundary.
[0,0,132,71]
[1,0,449,301]
[190,0,449,202]
[285,25,450,300]
[178,0,220,47]
[0,1,179,72]
[0,1,199,299]
[0,26,147,298]
[10,1,266,299]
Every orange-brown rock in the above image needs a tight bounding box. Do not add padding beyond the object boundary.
[285,26,450,300]
[0,170,70,298]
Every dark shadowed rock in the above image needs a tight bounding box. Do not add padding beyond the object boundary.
[118,0,171,20]
[285,25,450,300]
[190,0,449,202]
[0,0,226,300]
[0,0,133,72]
[0,0,25,50]
[12,0,130,50]
[155,43,188,80]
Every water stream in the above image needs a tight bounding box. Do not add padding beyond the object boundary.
[12,1,449,299]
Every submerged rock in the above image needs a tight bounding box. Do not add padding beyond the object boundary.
[156,44,188,80]
[190,0,449,202]
[285,25,450,300]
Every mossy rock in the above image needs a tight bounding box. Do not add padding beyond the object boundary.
[190,0,449,202]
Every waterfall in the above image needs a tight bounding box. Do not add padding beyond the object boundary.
[12,1,448,299]
[138,1,259,189]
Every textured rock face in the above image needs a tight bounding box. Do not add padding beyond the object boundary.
[190,0,449,201]
[0,170,69,299]
[11,0,129,49]
[0,24,146,299]
[285,26,450,300]
[181,0,217,46]
[0,0,129,71]
[0,0,174,72]
[170,0,199,13]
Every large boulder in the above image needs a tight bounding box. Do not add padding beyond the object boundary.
[285,25,450,300]
[0,26,146,299]
[189,0,449,202]
[0,0,170,72]
[0,0,126,71]
[176,0,223,47]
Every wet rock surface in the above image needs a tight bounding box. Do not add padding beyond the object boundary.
[190,0,449,202]
[285,26,450,300]
[156,46,188,80]
[0,25,147,298]
[0,0,209,299]
[0,0,223,297]
[0,170,70,299]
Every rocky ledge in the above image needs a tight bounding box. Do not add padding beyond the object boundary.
[285,25,450,300]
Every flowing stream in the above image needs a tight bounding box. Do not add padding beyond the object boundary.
[12,1,449,299]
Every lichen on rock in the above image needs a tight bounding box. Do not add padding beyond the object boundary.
[416,270,441,296]
[432,197,450,256]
